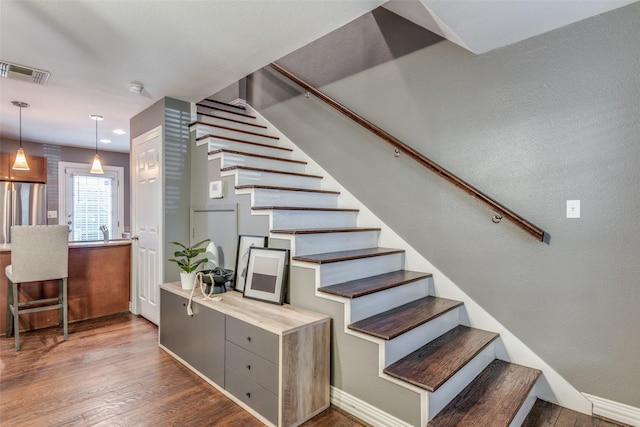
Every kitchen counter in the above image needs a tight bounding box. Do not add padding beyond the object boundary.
[0,238,131,252]
[1,241,131,335]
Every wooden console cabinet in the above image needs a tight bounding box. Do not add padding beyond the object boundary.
[159,282,330,427]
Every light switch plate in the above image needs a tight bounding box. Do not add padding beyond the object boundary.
[567,200,580,218]
[209,180,224,199]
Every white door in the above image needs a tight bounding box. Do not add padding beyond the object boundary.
[131,126,163,325]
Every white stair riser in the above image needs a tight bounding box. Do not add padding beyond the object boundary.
[318,253,405,287]
[384,308,460,365]
[197,114,267,134]
[225,169,321,190]
[244,188,339,209]
[267,210,359,230]
[210,152,307,174]
[349,278,431,323]
[197,105,261,125]
[427,342,496,419]
[288,231,380,257]
[509,390,538,427]
[197,136,292,159]
[196,123,279,146]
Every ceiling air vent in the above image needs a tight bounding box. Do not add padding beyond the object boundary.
[0,60,50,85]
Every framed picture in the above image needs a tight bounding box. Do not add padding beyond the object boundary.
[243,247,289,305]
[233,234,268,292]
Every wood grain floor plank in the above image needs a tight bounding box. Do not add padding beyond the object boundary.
[0,313,363,426]
[522,399,630,427]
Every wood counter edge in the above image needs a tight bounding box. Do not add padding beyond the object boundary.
[0,239,131,253]
[160,282,330,336]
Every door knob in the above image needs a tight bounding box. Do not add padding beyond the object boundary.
[131,235,139,241]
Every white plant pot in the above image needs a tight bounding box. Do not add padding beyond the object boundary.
[180,271,196,290]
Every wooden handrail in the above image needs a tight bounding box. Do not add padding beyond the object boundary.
[270,62,545,242]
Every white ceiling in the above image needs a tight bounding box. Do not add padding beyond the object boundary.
[384,0,636,54]
[0,0,634,154]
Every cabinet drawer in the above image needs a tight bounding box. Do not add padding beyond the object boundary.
[225,365,278,425]
[226,341,278,394]
[226,316,278,363]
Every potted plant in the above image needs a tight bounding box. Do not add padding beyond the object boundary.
[168,239,210,289]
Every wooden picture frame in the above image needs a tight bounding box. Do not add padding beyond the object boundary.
[243,247,289,305]
[233,234,268,292]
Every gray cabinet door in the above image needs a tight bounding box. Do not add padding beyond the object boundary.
[160,289,225,386]
[159,289,190,359]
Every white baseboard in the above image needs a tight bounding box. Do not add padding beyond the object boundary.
[331,386,413,427]
[584,393,640,426]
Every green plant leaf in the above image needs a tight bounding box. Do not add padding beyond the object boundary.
[168,239,211,273]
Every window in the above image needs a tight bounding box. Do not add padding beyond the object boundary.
[58,162,124,241]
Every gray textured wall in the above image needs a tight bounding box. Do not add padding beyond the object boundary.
[249,4,640,408]
[0,137,130,229]
[130,97,191,283]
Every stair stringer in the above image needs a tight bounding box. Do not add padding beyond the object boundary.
[242,105,593,419]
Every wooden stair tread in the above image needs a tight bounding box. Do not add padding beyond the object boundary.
[204,98,246,111]
[252,206,359,212]
[271,227,380,235]
[293,247,404,264]
[197,134,292,152]
[190,121,279,140]
[318,270,432,299]
[221,165,320,179]
[196,111,267,128]
[348,296,463,340]
[384,325,499,392]
[209,149,306,165]
[236,185,339,194]
[521,399,622,427]
[429,360,541,427]
[196,103,256,119]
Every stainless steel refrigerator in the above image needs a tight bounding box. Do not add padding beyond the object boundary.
[1,181,47,244]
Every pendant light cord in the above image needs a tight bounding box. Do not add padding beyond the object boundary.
[18,104,22,148]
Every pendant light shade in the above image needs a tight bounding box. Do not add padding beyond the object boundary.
[90,154,104,174]
[11,101,30,171]
[90,114,104,174]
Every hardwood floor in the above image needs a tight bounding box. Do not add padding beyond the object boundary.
[2,314,629,427]
[0,313,367,427]
[523,399,630,427]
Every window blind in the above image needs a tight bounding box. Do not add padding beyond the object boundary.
[71,174,115,241]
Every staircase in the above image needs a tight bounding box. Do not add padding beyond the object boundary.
[191,99,545,426]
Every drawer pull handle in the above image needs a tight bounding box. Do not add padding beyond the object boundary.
[246,392,251,399]
[247,336,252,342]
[246,365,251,370]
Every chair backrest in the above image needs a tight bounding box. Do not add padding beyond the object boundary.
[10,225,69,282]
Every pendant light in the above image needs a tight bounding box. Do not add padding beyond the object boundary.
[11,101,30,171]
[90,114,104,174]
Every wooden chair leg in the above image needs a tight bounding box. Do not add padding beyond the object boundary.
[6,279,14,337]
[13,281,20,351]
[62,278,68,341]
[58,279,63,326]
